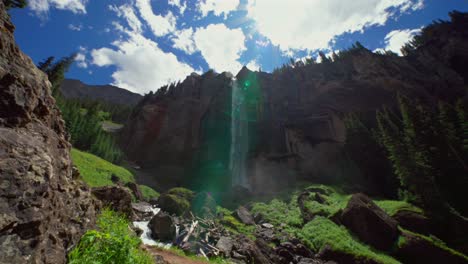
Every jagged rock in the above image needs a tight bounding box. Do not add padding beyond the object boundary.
[235,206,256,225]
[341,193,399,251]
[0,2,99,263]
[216,236,234,256]
[132,202,157,221]
[148,212,175,242]
[92,186,133,216]
[125,182,144,201]
[395,231,468,264]
[233,236,272,264]
[393,210,431,235]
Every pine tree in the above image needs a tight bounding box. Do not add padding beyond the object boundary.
[5,0,27,9]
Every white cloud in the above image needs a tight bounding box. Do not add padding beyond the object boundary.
[75,53,88,68]
[193,24,246,74]
[91,6,195,94]
[172,28,197,55]
[247,0,424,51]
[381,28,422,55]
[255,39,269,47]
[198,0,239,18]
[29,0,88,14]
[109,4,143,33]
[246,60,260,71]
[68,23,82,31]
[135,0,177,37]
[168,0,187,15]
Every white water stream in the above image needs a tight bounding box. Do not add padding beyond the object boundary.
[132,207,172,248]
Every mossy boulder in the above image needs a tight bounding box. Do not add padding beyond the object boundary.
[158,194,190,215]
[167,187,195,201]
[158,187,195,215]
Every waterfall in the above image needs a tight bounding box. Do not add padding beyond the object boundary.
[229,79,250,188]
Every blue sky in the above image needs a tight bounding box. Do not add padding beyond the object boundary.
[9,0,468,94]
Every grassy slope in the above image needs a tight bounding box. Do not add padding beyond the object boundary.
[71,148,135,187]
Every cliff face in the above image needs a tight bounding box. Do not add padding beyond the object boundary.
[121,13,468,194]
[0,3,99,263]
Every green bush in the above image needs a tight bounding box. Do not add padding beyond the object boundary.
[71,148,134,187]
[251,196,303,228]
[216,207,255,238]
[68,209,152,264]
[139,185,160,200]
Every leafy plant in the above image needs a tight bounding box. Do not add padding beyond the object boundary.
[68,209,153,264]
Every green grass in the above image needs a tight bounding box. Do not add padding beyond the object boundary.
[68,209,152,264]
[71,148,134,187]
[167,187,195,201]
[139,185,160,200]
[304,191,350,218]
[216,207,255,239]
[299,217,401,264]
[374,200,423,216]
[251,196,303,229]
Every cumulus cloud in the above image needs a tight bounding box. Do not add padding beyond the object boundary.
[198,0,239,18]
[247,0,424,51]
[380,28,422,55]
[29,0,88,15]
[135,0,177,37]
[91,5,195,94]
[193,24,246,74]
[172,28,197,55]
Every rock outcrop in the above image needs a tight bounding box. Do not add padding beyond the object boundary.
[341,193,399,251]
[0,2,99,263]
[121,13,468,194]
[91,186,133,216]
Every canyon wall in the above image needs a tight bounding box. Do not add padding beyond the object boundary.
[121,13,468,194]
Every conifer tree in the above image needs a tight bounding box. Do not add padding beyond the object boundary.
[5,0,27,9]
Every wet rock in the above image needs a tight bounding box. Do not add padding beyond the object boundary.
[262,223,274,229]
[148,212,175,242]
[0,2,98,263]
[132,202,157,221]
[92,186,133,216]
[235,206,256,225]
[341,193,399,251]
[216,236,234,256]
[126,182,144,201]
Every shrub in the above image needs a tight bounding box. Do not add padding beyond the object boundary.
[68,209,152,264]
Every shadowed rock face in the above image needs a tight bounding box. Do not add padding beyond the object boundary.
[121,13,468,194]
[0,3,99,263]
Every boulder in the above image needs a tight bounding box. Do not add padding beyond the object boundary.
[341,193,399,251]
[216,236,234,256]
[233,236,272,264]
[92,186,133,216]
[158,193,190,216]
[395,231,468,264]
[125,182,144,201]
[235,206,256,225]
[0,2,98,263]
[393,210,431,235]
[148,212,175,242]
[317,245,379,264]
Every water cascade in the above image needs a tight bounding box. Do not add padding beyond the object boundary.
[229,79,250,188]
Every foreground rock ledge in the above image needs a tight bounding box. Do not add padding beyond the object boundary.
[0,2,99,263]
